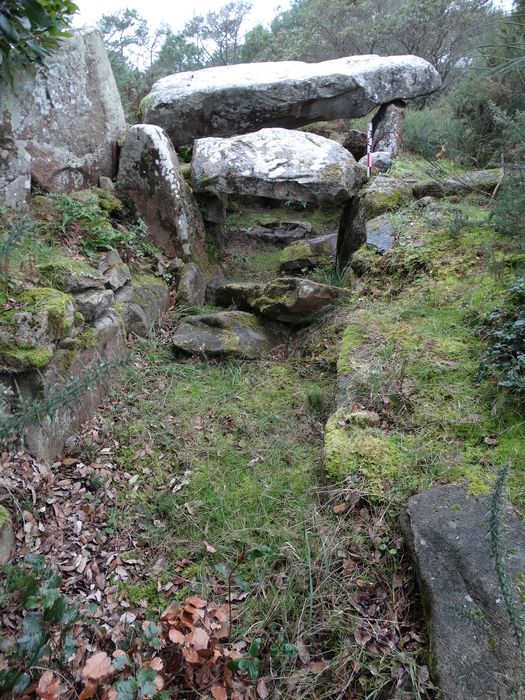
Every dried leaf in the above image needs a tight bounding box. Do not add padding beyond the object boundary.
[188,627,210,651]
[211,684,228,700]
[168,628,185,644]
[305,660,329,673]
[204,540,217,553]
[354,628,372,647]
[78,682,98,700]
[332,502,348,514]
[257,678,270,698]
[36,671,62,699]
[82,651,115,680]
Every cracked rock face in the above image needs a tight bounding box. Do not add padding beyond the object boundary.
[116,124,210,265]
[1,29,125,194]
[142,54,441,146]
[192,128,366,205]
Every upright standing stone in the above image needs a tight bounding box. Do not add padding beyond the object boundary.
[372,100,406,156]
[1,29,126,194]
[117,124,212,268]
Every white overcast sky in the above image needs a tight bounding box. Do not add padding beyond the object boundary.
[74,0,291,34]
[74,0,514,36]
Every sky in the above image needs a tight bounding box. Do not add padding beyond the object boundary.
[74,0,291,34]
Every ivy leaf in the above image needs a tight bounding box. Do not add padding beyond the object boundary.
[17,612,46,656]
[61,631,77,662]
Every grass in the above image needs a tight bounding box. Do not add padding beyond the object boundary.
[333,196,525,503]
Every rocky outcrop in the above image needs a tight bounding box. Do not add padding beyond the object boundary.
[177,263,206,307]
[115,274,170,336]
[279,233,337,272]
[401,485,525,700]
[337,175,413,268]
[216,277,346,323]
[117,124,213,269]
[172,311,285,359]
[142,55,441,146]
[0,136,31,213]
[192,129,366,205]
[372,100,406,156]
[241,222,312,246]
[1,29,125,196]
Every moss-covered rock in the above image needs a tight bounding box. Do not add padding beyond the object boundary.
[324,411,405,490]
[172,311,286,359]
[37,259,105,293]
[279,233,337,273]
[362,176,413,219]
[0,344,55,371]
[0,286,76,371]
[215,277,345,324]
[115,273,170,336]
[70,187,123,214]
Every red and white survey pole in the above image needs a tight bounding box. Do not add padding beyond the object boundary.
[367,122,373,177]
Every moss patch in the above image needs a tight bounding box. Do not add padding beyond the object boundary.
[0,344,54,369]
[19,287,75,338]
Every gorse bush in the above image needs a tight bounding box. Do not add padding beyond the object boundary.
[479,276,525,400]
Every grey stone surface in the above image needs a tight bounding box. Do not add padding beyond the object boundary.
[192,128,366,205]
[358,151,393,173]
[172,311,283,359]
[366,214,395,252]
[343,129,368,160]
[279,233,337,272]
[177,262,206,306]
[143,54,441,146]
[1,29,125,193]
[337,197,367,269]
[372,100,406,156]
[115,276,170,336]
[0,505,14,565]
[104,263,132,291]
[0,137,31,212]
[117,124,211,265]
[401,485,525,700]
[243,221,312,246]
[361,175,413,219]
[73,288,114,322]
[19,310,126,461]
[216,277,345,323]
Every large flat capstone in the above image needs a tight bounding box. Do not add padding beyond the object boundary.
[192,129,366,205]
[1,29,125,194]
[142,54,441,146]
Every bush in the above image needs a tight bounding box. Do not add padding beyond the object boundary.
[479,276,525,400]
[404,104,463,161]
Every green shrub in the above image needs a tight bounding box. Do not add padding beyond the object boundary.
[479,276,525,400]
[0,0,78,82]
